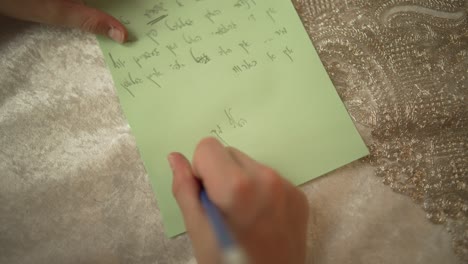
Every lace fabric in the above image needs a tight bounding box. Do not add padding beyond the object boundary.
[293,0,468,261]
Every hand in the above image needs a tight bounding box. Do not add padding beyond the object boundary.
[0,0,127,43]
[168,138,309,264]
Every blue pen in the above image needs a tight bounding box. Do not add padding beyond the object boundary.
[200,189,248,264]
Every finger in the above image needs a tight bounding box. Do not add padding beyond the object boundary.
[192,138,254,214]
[227,146,290,192]
[226,147,289,223]
[226,146,263,173]
[226,146,272,198]
[192,138,250,209]
[49,0,128,43]
[168,152,220,264]
[169,152,200,218]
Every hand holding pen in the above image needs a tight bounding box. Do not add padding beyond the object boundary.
[168,138,309,264]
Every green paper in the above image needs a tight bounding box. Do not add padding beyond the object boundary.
[92,0,369,236]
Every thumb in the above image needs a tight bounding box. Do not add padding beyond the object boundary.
[51,0,128,43]
[168,153,220,264]
[169,152,202,223]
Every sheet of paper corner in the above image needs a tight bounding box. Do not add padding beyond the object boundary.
[92,0,369,237]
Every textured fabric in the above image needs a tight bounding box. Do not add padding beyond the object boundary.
[293,0,468,261]
[0,0,466,263]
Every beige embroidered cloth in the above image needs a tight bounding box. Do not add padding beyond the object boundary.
[0,0,466,263]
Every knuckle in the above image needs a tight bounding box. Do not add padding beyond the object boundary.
[262,166,280,178]
[78,10,107,33]
[261,167,282,187]
[227,173,256,209]
[231,172,251,196]
[79,16,101,32]
[224,146,238,153]
[197,137,220,151]
[260,167,288,202]
[193,137,219,161]
[224,146,235,156]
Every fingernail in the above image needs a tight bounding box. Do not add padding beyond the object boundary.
[108,27,124,43]
[167,153,176,172]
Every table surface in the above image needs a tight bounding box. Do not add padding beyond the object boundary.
[0,0,466,263]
